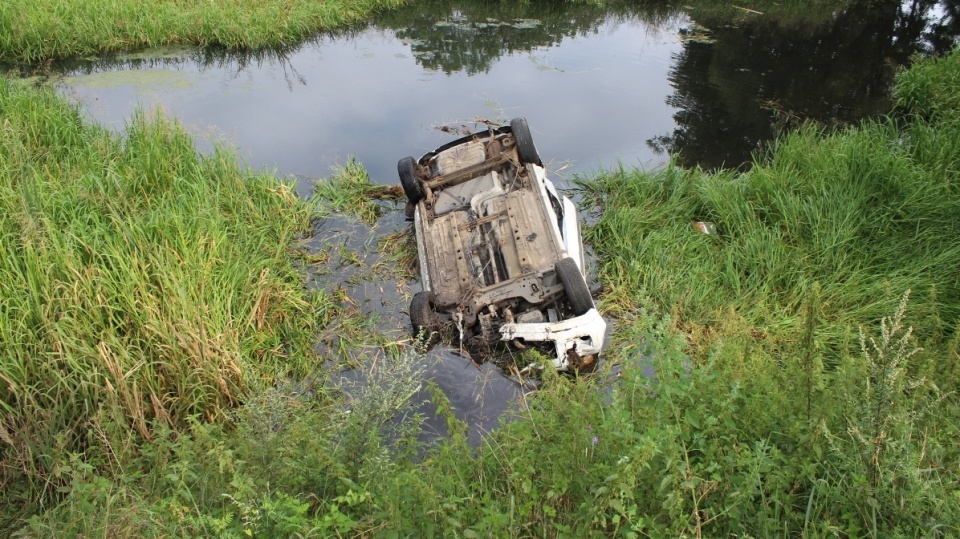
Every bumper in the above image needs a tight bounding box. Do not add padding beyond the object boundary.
[499,308,606,371]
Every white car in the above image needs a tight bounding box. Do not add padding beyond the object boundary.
[399,118,605,370]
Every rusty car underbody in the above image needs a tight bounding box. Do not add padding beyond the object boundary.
[398,118,605,370]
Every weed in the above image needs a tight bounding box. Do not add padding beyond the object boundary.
[312,157,404,227]
[0,79,320,529]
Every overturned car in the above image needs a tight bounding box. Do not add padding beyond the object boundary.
[399,118,605,370]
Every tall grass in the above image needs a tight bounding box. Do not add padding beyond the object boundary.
[0,79,320,526]
[0,0,407,65]
[578,115,960,357]
[894,47,960,120]
[4,35,960,539]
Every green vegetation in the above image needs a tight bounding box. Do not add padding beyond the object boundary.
[895,47,960,120]
[0,0,407,65]
[0,78,328,529]
[2,3,959,535]
[313,157,404,227]
[567,83,960,536]
[580,120,960,356]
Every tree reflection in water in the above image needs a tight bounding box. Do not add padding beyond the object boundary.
[653,0,960,169]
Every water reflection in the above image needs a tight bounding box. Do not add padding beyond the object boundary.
[655,0,960,169]
[376,0,677,75]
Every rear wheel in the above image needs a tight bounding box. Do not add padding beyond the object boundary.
[510,117,540,165]
[410,291,439,335]
[555,257,593,316]
[399,156,425,204]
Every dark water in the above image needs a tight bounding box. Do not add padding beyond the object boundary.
[31,0,960,440]
[45,0,960,182]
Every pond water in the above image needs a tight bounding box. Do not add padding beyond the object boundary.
[43,0,959,183]
[22,0,960,441]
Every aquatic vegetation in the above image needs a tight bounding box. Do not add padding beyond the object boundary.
[312,157,404,227]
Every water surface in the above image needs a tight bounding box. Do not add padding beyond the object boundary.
[47,0,959,181]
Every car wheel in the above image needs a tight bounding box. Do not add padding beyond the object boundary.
[399,156,425,204]
[410,291,439,335]
[510,117,541,165]
[555,257,593,316]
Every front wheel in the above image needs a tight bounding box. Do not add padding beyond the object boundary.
[555,257,593,316]
[399,156,425,204]
[410,291,439,335]
[510,117,541,166]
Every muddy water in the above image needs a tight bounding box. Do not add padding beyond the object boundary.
[304,210,529,445]
[29,0,960,441]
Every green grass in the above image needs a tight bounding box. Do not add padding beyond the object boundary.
[3,23,960,539]
[0,0,407,65]
[578,115,960,359]
[895,47,960,120]
[0,78,324,527]
[312,157,404,227]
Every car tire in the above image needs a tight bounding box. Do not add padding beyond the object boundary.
[399,156,425,204]
[410,291,439,335]
[510,117,541,165]
[556,257,593,316]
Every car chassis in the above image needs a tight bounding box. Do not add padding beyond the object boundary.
[399,118,605,370]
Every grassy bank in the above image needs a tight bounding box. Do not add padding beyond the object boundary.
[2,22,959,539]
[0,0,407,65]
[0,79,327,529]
[7,49,959,537]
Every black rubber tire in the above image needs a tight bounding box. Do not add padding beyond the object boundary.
[398,156,425,204]
[410,291,438,335]
[555,257,594,316]
[510,117,541,165]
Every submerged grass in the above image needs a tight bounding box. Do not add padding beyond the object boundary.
[312,157,404,227]
[0,0,407,65]
[0,79,322,526]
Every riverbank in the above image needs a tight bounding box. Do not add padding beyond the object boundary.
[3,48,957,535]
[0,0,407,65]
[0,79,328,530]
[1,10,958,537]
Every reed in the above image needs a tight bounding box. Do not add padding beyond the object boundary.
[579,115,960,358]
[0,79,318,517]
